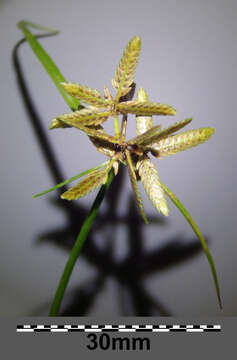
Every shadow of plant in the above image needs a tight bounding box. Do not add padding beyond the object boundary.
[13,36,204,316]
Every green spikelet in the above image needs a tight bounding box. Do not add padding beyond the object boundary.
[152,127,215,157]
[89,137,116,158]
[117,100,176,116]
[128,125,162,145]
[125,150,148,224]
[52,108,111,127]
[141,118,192,148]
[136,88,153,135]
[61,166,110,200]
[49,118,72,129]
[61,82,109,107]
[75,125,121,144]
[113,36,141,101]
[138,158,169,216]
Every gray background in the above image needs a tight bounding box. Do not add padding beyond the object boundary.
[0,0,236,316]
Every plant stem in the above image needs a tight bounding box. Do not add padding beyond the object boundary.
[49,169,114,316]
[114,114,120,138]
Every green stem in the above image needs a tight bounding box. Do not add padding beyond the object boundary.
[161,182,222,309]
[49,169,114,316]
[114,114,120,138]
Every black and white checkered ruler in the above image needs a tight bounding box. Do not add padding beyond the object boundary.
[16,324,221,333]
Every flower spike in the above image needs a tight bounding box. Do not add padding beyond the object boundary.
[136,88,153,135]
[61,164,112,200]
[61,82,109,107]
[138,158,169,216]
[117,100,176,116]
[125,149,148,224]
[112,36,141,101]
[52,107,111,127]
[151,127,215,157]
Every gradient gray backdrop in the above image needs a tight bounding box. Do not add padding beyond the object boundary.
[1,0,236,316]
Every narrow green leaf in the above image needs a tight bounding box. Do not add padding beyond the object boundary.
[33,161,109,198]
[49,169,114,316]
[161,182,222,309]
[17,20,81,111]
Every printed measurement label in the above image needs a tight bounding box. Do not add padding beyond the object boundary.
[86,333,150,351]
[17,324,221,333]
[16,324,221,352]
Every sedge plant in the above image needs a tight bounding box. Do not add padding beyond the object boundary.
[17,20,222,316]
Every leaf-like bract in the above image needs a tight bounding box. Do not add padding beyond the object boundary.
[62,82,109,107]
[113,36,141,101]
[125,150,148,224]
[53,108,111,127]
[151,127,215,157]
[117,100,176,116]
[160,181,222,308]
[61,166,110,200]
[138,158,169,216]
[136,88,153,135]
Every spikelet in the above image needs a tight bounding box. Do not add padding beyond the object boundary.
[61,82,109,107]
[136,88,153,135]
[138,158,169,216]
[125,150,148,224]
[89,137,116,158]
[112,36,141,101]
[140,118,192,148]
[52,108,111,128]
[128,125,161,145]
[61,166,110,200]
[152,127,215,157]
[49,118,72,129]
[117,100,176,116]
[78,125,121,144]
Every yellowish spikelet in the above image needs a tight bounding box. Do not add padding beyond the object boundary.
[61,167,109,200]
[61,82,109,107]
[117,100,176,116]
[136,88,153,135]
[125,150,148,224]
[89,137,116,158]
[54,108,111,127]
[113,36,141,100]
[138,158,169,216]
[152,127,215,157]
